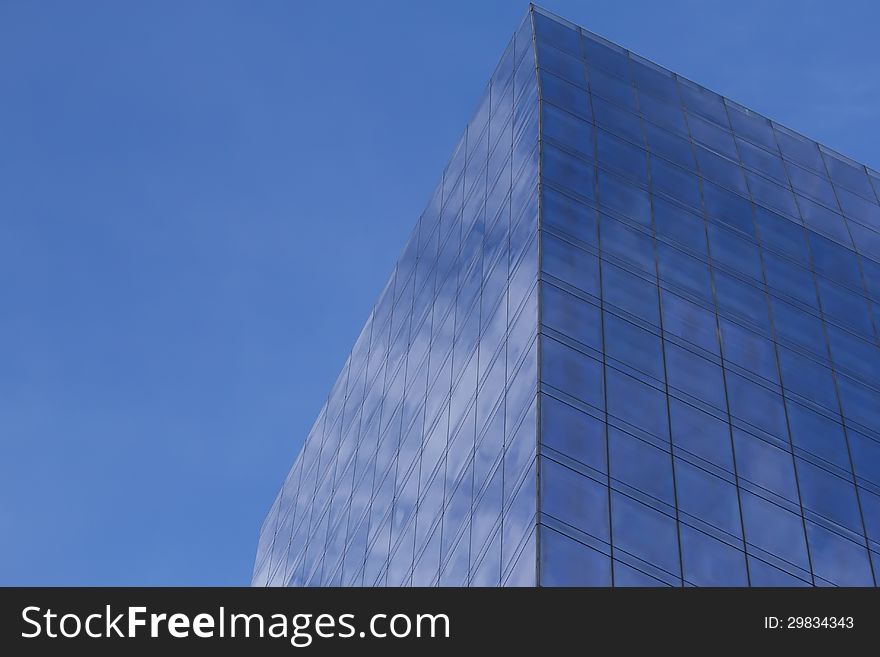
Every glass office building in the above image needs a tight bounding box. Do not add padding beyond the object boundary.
[253,6,880,587]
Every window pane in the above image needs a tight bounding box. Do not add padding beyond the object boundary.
[644,122,695,169]
[607,368,669,439]
[598,131,648,185]
[703,180,754,236]
[598,169,651,225]
[689,113,737,159]
[788,163,837,208]
[675,459,742,536]
[770,298,827,356]
[661,290,719,354]
[837,185,880,230]
[593,93,641,142]
[719,318,778,383]
[583,33,630,79]
[733,429,797,502]
[697,146,748,195]
[680,525,748,586]
[602,261,660,326]
[823,149,874,199]
[747,556,810,587]
[533,12,580,54]
[747,172,799,219]
[540,525,611,585]
[775,126,823,173]
[740,491,810,571]
[542,233,599,296]
[537,43,587,88]
[541,336,604,408]
[590,68,637,111]
[763,252,816,306]
[665,342,726,409]
[709,223,762,280]
[612,492,681,577]
[600,213,655,273]
[657,243,713,301]
[541,393,606,472]
[728,104,775,150]
[796,458,863,533]
[631,58,679,103]
[809,232,863,290]
[609,427,674,504]
[613,560,671,586]
[786,401,849,470]
[678,79,728,126]
[639,92,687,135]
[817,278,873,338]
[755,206,808,263]
[806,521,874,586]
[714,272,769,332]
[604,313,664,380]
[541,457,610,541]
[850,429,880,487]
[651,156,702,209]
[542,139,594,197]
[737,137,787,184]
[542,282,601,351]
[654,197,706,254]
[778,347,838,412]
[669,399,733,472]
[542,185,597,245]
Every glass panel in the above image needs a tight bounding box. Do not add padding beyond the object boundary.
[541,457,610,540]
[541,336,604,408]
[669,398,733,472]
[541,393,606,472]
[675,458,742,536]
[609,427,674,504]
[733,429,797,502]
[740,491,810,571]
[786,401,849,470]
[604,313,664,380]
[665,342,726,409]
[583,32,630,79]
[600,213,656,274]
[680,525,748,586]
[542,185,597,245]
[606,368,669,439]
[542,232,599,296]
[806,521,874,586]
[661,289,719,355]
[796,458,863,533]
[727,373,788,439]
[542,138,594,195]
[654,197,707,254]
[542,282,601,351]
[537,42,587,89]
[598,131,648,185]
[611,491,681,577]
[598,168,651,224]
[540,525,611,585]
[603,261,660,326]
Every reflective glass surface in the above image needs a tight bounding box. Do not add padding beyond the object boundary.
[253,10,539,587]
[256,6,880,587]
[532,6,878,587]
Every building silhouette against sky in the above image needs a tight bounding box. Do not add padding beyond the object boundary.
[253,5,880,587]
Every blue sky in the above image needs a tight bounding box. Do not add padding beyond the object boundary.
[0,0,877,585]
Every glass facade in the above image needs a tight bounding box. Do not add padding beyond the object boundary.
[252,11,540,587]
[254,6,880,587]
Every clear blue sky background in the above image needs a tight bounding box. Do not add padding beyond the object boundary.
[0,0,877,585]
